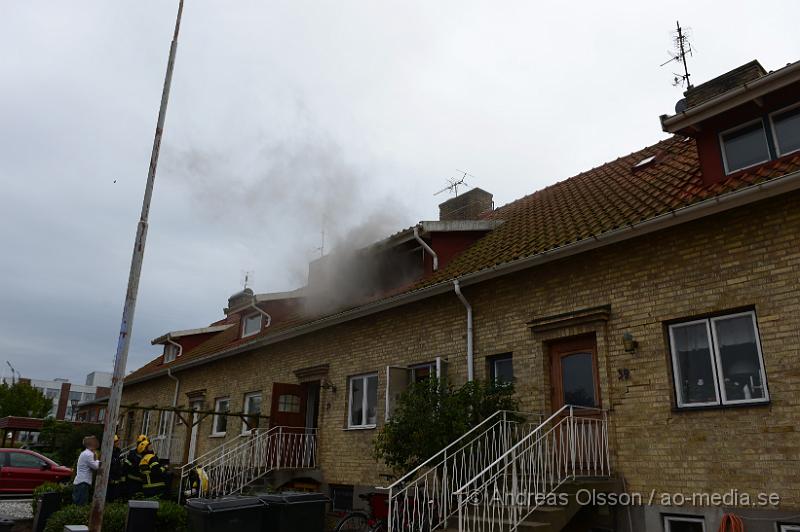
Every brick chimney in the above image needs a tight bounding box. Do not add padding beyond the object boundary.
[438,188,493,221]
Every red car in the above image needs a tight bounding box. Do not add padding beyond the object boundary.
[0,448,72,493]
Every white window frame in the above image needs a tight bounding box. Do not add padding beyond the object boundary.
[669,318,721,408]
[141,410,151,435]
[241,392,262,435]
[490,354,514,384]
[409,362,435,383]
[769,101,800,157]
[348,373,378,429]
[719,118,771,175]
[242,313,262,338]
[163,343,179,363]
[779,525,800,532]
[211,397,230,436]
[157,410,172,437]
[663,515,706,531]
[669,311,769,409]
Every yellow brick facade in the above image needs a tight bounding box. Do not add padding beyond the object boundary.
[122,191,800,511]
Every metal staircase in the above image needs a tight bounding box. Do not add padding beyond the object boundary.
[384,411,542,532]
[178,426,318,501]
[453,405,611,532]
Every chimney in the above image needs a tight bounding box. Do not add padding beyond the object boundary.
[224,288,254,314]
[438,188,493,221]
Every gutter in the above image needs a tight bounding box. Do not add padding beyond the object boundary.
[414,225,439,271]
[661,60,800,132]
[124,169,800,385]
[453,280,474,381]
[165,367,180,459]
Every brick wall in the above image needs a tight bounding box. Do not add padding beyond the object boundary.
[122,190,800,508]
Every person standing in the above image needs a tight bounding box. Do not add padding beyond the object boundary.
[107,435,125,501]
[73,435,101,505]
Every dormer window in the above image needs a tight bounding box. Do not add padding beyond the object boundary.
[163,343,179,363]
[719,119,770,175]
[770,103,800,156]
[242,313,262,338]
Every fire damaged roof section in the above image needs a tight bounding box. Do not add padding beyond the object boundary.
[125,134,800,384]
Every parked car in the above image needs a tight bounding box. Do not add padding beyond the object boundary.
[0,448,72,493]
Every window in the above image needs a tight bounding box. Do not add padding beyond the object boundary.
[277,394,301,413]
[669,311,769,408]
[242,392,262,434]
[157,411,172,437]
[329,484,354,511]
[242,314,262,338]
[410,363,434,383]
[489,354,514,384]
[779,525,800,532]
[8,452,46,469]
[141,410,152,434]
[98,408,105,422]
[163,344,179,363]
[348,373,378,428]
[212,397,230,436]
[771,104,800,156]
[663,515,705,532]
[720,120,770,174]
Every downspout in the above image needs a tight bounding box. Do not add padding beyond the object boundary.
[453,279,474,381]
[414,225,438,272]
[165,334,181,461]
[249,299,272,328]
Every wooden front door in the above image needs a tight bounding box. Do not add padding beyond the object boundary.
[269,383,308,428]
[549,335,601,411]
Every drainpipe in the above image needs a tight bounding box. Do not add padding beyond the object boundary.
[414,225,438,272]
[249,299,272,328]
[165,334,181,461]
[453,279,474,381]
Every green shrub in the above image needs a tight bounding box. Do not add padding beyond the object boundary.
[32,481,72,515]
[43,500,187,532]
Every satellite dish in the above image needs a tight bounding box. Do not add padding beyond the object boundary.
[675,98,688,114]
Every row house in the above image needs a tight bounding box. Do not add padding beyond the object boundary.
[121,58,800,532]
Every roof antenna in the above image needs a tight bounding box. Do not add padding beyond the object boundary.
[241,270,254,290]
[434,169,475,197]
[660,21,694,89]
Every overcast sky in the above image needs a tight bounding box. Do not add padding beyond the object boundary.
[1,1,798,383]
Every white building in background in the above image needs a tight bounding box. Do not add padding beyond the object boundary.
[26,371,112,421]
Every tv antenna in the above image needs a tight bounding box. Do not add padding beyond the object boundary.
[660,21,694,89]
[316,229,326,258]
[434,169,475,197]
[241,270,255,290]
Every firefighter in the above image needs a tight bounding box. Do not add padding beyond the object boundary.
[139,440,167,498]
[182,465,209,500]
[107,435,125,501]
[123,435,148,497]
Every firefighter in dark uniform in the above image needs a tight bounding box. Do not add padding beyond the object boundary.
[139,439,167,498]
[106,435,125,501]
[123,435,148,497]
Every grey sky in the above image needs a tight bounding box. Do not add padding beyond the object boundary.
[1,1,798,383]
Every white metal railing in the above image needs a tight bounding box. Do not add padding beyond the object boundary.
[454,405,610,532]
[179,426,318,501]
[384,411,542,532]
[148,434,183,463]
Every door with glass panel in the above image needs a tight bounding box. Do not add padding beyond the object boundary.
[549,335,601,411]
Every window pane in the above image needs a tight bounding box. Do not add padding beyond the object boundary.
[243,314,261,336]
[713,315,766,402]
[560,353,596,407]
[722,121,769,172]
[244,394,261,430]
[278,394,301,413]
[366,375,378,425]
[671,322,718,405]
[774,107,800,155]
[666,518,704,532]
[350,378,364,426]
[411,365,432,383]
[215,399,229,433]
[493,357,514,384]
[9,452,45,468]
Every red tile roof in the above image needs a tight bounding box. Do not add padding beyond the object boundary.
[125,135,800,383]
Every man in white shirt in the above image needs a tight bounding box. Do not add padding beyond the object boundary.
[72,435,101,505]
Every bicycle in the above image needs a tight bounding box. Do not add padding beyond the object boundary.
[334,492,388,532]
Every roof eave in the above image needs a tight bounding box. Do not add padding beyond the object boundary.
[125,168,800,386]
[661,60,800,134]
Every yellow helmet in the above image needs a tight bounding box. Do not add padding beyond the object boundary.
[136,439,150,454]
[136,434,148,443]
[113,434,120,443]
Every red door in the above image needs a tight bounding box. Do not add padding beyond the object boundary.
[269,383,307,428]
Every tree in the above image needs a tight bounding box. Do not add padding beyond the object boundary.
[0,381,52,418]
[373,378,519,474]
[40,419,103,467]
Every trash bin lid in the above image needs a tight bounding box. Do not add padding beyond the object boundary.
[186,496,265,512]
[256,491,330,504]
[128,500,160,509]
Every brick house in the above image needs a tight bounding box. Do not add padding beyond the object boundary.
[121,59,800,531]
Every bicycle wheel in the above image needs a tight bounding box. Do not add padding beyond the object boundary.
[370,520,387,532]
[335,512,370,532]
